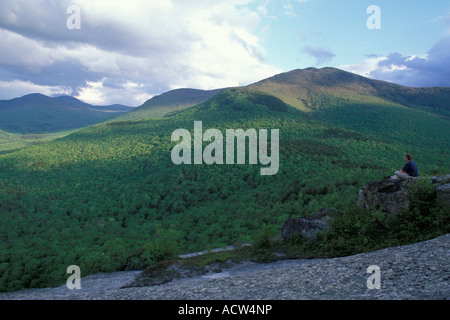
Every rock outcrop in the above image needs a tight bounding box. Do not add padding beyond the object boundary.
[280,208,343,242]
[435,175,450,206]
[280,174,450,242]
[357,174,450,214]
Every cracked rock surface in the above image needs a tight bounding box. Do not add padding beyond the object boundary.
[1,234,448,300]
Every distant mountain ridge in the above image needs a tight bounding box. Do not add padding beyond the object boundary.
[249,67,450,118]
[0,93,134,134]
[235,67,449,151]
[1,67,449,135]
[54,95,134,112]
[114,88,225,121]
[115,67,450,123]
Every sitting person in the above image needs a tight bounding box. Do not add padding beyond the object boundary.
[387,153,419,180]
[385,153,419,180]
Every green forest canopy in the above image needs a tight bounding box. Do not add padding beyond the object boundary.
[0,88,448,292]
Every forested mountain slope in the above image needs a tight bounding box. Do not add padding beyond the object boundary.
[113,88,224,121]
[0,72,448,293]
[0,94,133,134]
[250,67,450,118]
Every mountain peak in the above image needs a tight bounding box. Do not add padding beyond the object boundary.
[19,93,52,101]
[248,67,450,117]
[255,67,367,87]
[0,94,132,134]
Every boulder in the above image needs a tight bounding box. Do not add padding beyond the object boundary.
[436,184,450,206]
[357,178,414,214]
[280,208,342,242]
[432,174,450,185]
[357,174,450,214]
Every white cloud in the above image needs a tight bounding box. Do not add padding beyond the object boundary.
[0,0,281,105]
[431,11,450,35]
[0,79,72,100]
[340,54,431,79]
[339,36,450,88]
[0,29,64,70]
[75,79,152,106]
[283,3,297,17]
[283,0,309,17]
[339,56,385,78]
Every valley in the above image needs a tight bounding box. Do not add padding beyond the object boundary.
[0,67,448,293]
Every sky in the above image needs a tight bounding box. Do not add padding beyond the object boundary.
[0,0,449,106]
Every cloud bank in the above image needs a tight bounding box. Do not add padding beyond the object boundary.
[341,36,450,88]
[0,0,281,105]
[342,10,450,88]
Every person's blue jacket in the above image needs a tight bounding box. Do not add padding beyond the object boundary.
[402,161,418,177]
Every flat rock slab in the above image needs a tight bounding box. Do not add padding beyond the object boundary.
[1,234,448,300]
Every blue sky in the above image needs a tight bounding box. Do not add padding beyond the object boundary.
[268,0,450,69]
[257,1,448,70]
[0,0,449,105]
